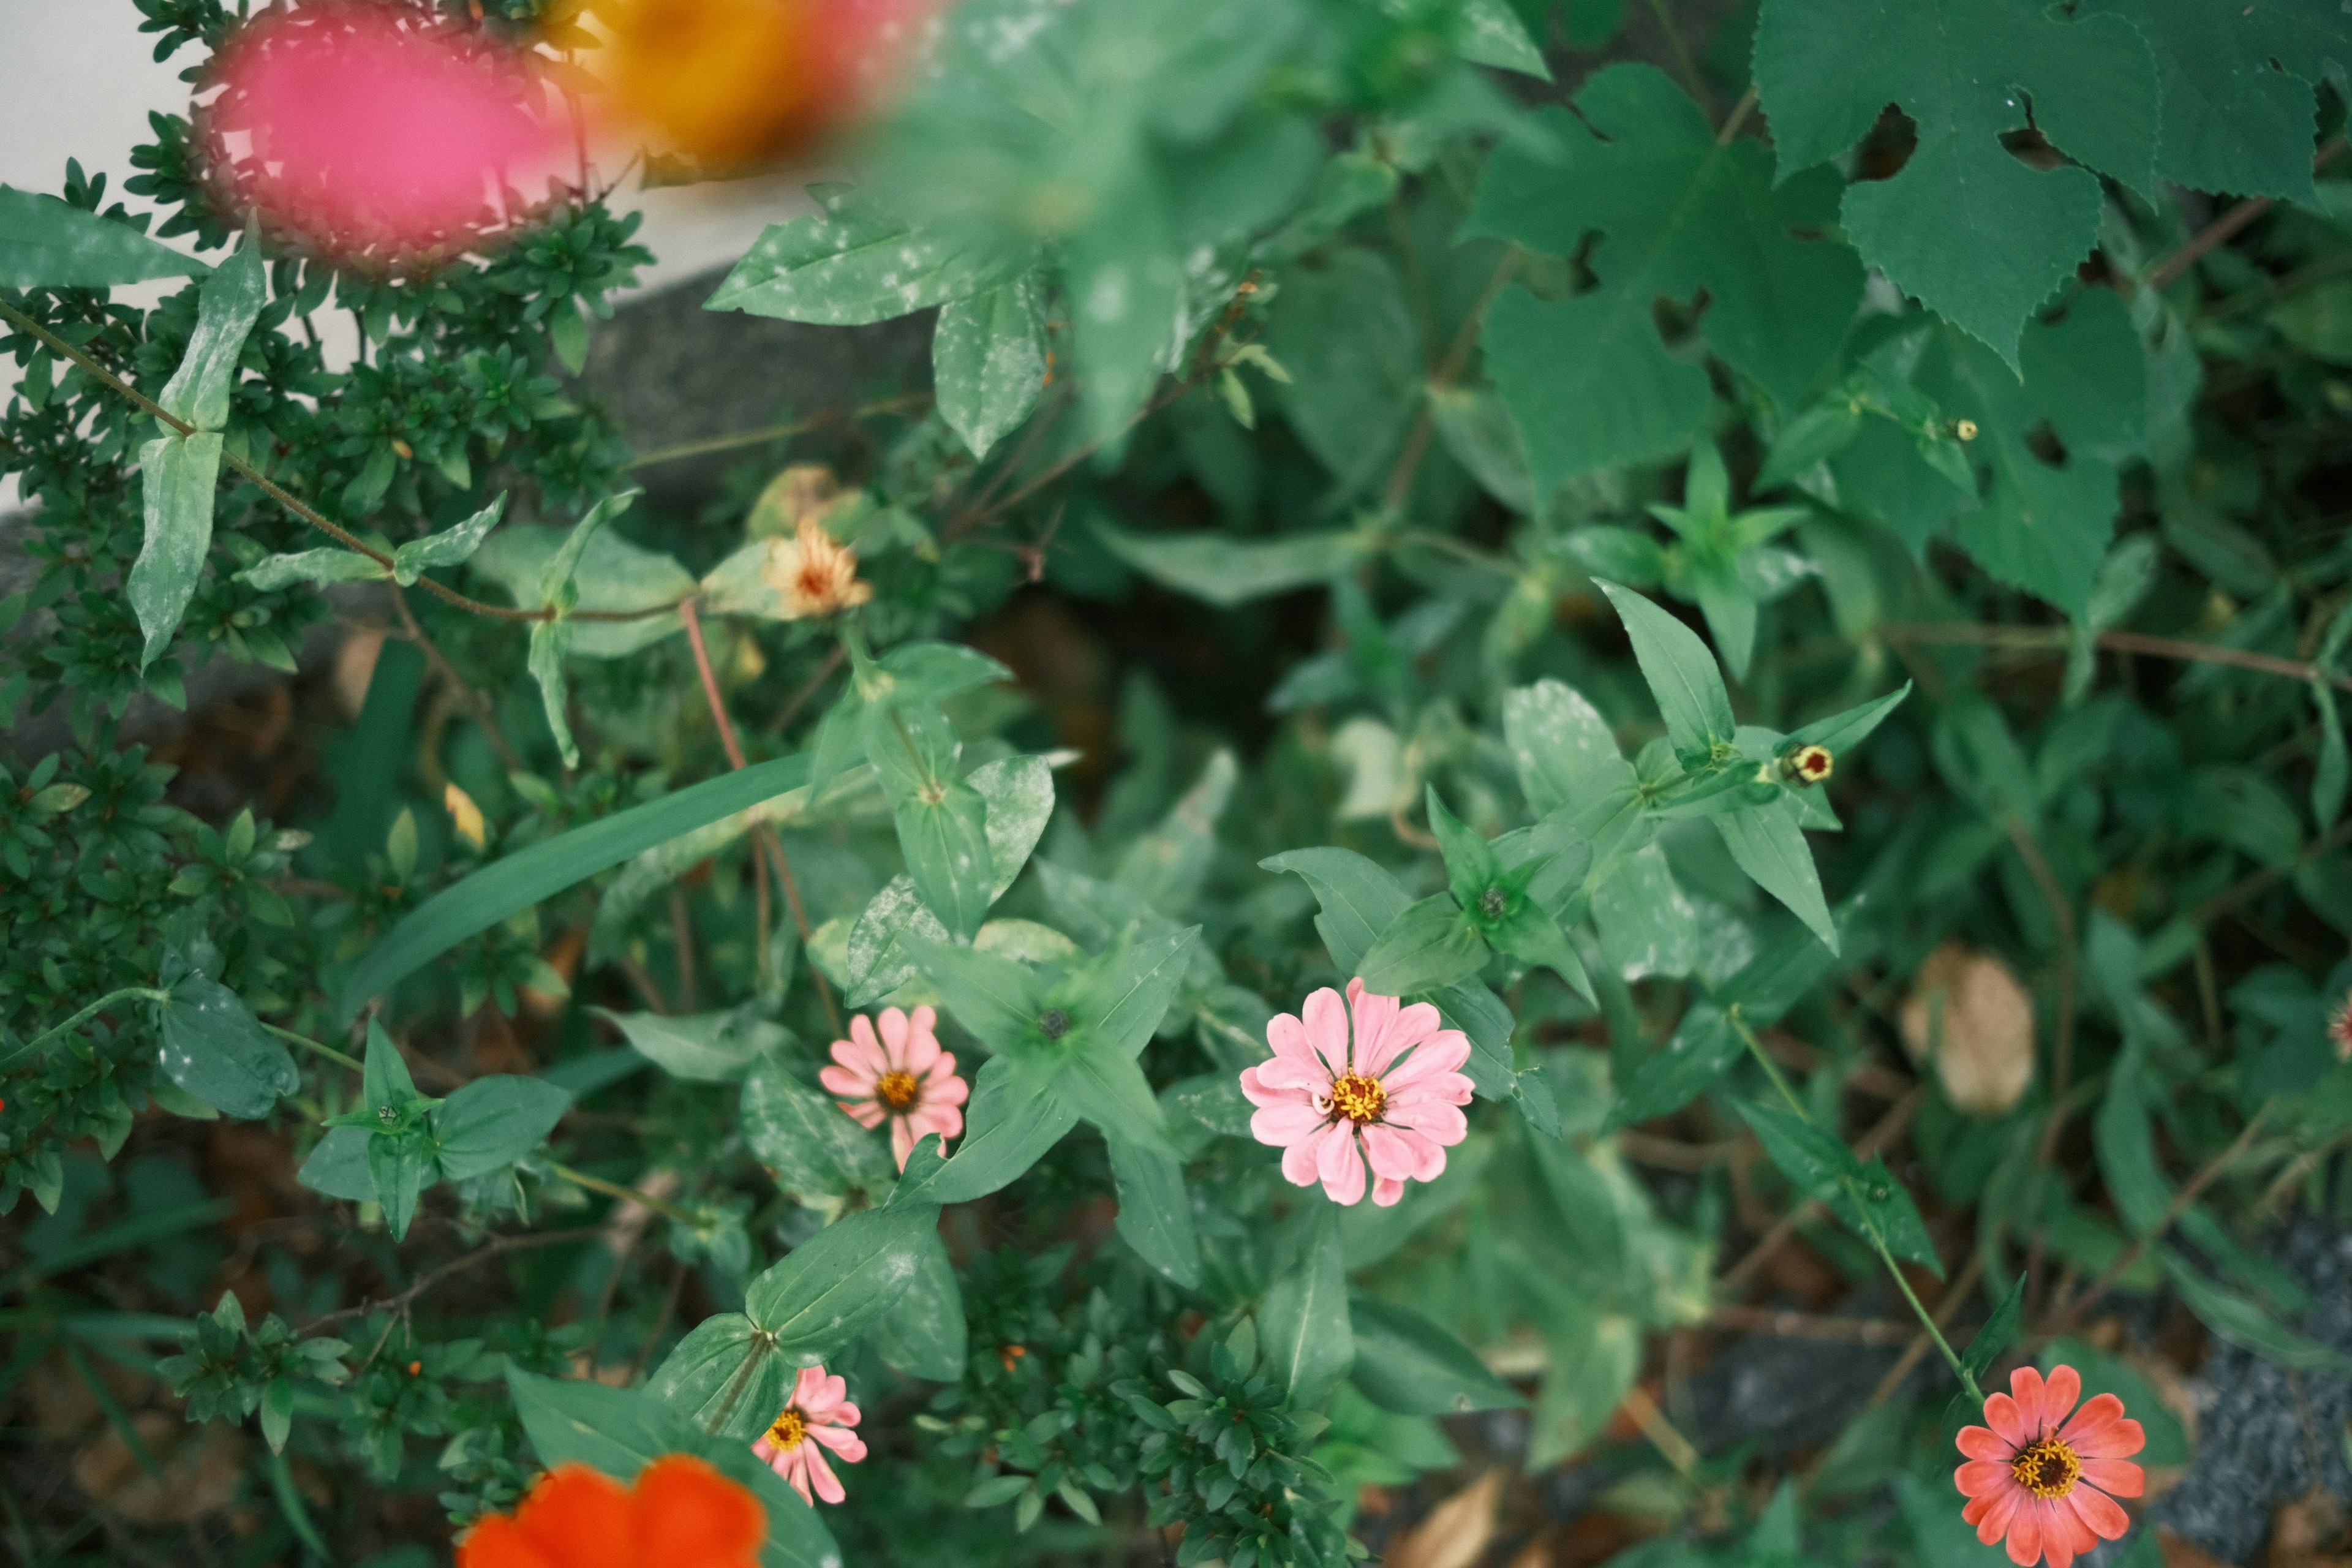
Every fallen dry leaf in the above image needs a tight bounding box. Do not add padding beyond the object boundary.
[1388,1470,1504,1568]
[1900,943,2035,1115]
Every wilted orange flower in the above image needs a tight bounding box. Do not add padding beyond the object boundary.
[761,518,874,618]
[566,0,930,172]
[458,1456,764,1568]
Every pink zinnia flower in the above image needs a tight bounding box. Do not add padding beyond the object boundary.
[203,2,568,263]
[1240,979,1474,1207]
[1954,1364,2146,1568]
[818,1005,967,1170]
[750,1365,865,1505]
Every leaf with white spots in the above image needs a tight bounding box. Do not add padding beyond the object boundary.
[933,274,1048,459]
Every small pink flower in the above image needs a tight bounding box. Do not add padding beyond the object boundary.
[818,1005,967,1170]
[750,1364,865,1505]
[1240,978,1475,1207]
[2331,995,2352,1063]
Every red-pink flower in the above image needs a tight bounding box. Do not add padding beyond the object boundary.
[751,1365,865,1505]
[1240,979,1474,1207]
[2330,994,2352,1062]
[1954,1365,2146,1568]
[203,2,568,263]
[818,1005,967,1170]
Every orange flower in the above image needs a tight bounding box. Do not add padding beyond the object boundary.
[457,1455,764,1568]
[761,518,875,618]
[565,0,929,172]
[1953,1365,2144,1568]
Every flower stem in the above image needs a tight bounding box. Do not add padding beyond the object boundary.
[259,1022,365,1074]
[1728,1011,1983,1403]
[546,1161,700,1224]
[1,987,172,1074]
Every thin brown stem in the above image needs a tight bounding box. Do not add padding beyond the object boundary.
[1716,82,1760,145]
[624,394,932,470]
[762,644,847,737]
[386,583,526,774]
[299,1226,599,1335]
[2146,138,2347,293]
[1381,249,1523,513]
[1887,620,2352,694]
[1708,1305,1925,1345]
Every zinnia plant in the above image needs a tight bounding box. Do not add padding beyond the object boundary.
[1954,1366,2146,1568]
[820,1005,967,1170]
[751,1365,868,1504]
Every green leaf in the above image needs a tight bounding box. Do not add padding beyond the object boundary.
[296,1127,376,1202]
[590,1007,786,1083]
[507,1364,698,1479]
[744,1202,944,1357]
[2162,1253,2352,1373]
[130,431,224,669]
[647,1313,794,1441]
[342,754,809,1020]
[0,185,208,287]
[1605,919,1841,1126]
[2313,682,2347,834]
[1595,581,1735,760]
[391,494,508,586]
[1357,894,1488,997]
[430,1076,571,1180]
[470,514,692,658]
[1348,1295,1524,1415]
[1503,679,1639,818]
[1714,797,1837,951]
[367,1128,435,1241]
[1736,1099,1941,1273]
[1961,1274,2027,1387]
[2081,0,2342,203]
[2094,1046,2173,1237]
[1056,925,1200,1060]
[933,274,1047,459]
[1057,1045,1177,1159]
[1107,1137,1202,1287]
[1093,522,1368,609]
[527,618,579,770]
[908,1057,1079,1205]
[894,781,997,940]
[152,977,297,1120]
[843,876,952,1009]
[1264,248,1422,494]
[1753,0,2158,364]
[1469,65,1864,489]
[1449,0,1550,76]
[707,189,1031,325]
[1526,1303,1640,1469]
[1113,750,1235,916]
[157,225,266,432]
[905,935,1049,1055]
[1427,788,1503,910]
[741,1056,894,1198]
[1784,682,1911,756]
[970,754,1056,902]
[867,1227,968,1380]
[237,547,390,591]
[1260,1205,1353,1409]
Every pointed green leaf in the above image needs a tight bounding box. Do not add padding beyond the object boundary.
[0,185,208,287]
[933,274,1047,459]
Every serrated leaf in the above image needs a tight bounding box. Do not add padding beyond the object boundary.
[1754,0,2158,363]
[1469,65,1864,489]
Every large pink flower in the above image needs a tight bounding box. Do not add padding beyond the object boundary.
[818,1005,967,1170]
[750,1364,865,1505]
[1954,1364,2146,1568]
[1239,979,1474,1207]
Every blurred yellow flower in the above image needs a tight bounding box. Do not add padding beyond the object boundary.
[444,782,488,851]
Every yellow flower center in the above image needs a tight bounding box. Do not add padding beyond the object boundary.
[766,1408,807,1452]
[877,1070,920,1112]
[2010,1437,2079,1499]
[1329,1072,1386,1125]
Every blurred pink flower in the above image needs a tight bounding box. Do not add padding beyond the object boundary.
[751,1364,865,1505]
[203,2,567,262]
[1240,979,1474,1207]
[819,1005,967,1170]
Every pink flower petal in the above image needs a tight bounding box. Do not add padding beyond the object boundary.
[1344,980,1401,1074]
[2007,1368,2049,1436]
[1382,1096,1468,1147]
[1382,1031,1473,1092]
[2003,1496,2040,1566]
[903,1006,942,1072]
[1267,1011,1324,1071]
[1371,1175,1405,1206]
[2056,1395,2143,1457]
[876,1006,911,1065]
[792,1366,829,1408]
[1280,1139,1321,1188]
[908,1103,963,1141]
[802,1443,845,1504]
[818,1063,873,1098]
[1252,1101,1327,1147]
[1983,1391,2032,1447]
[1316,1124,1366,1205]
[1251,1056,1329,1095]
[839,1017,888,1076]
[889,1118,916,1169]
[1973,1487,2022,1546]
[1301,987,1352,1080]
[2066,1485,2129,1541]
[1359,1123,1421,1181]
[834,1098,886,1130]
[810,1424,867,1461]
[1954,1460,2012,1498]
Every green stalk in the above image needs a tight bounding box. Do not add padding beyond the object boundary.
[0,987,172,1075]
[259,1022,364,1074]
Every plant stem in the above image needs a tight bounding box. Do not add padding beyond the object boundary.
[547,1161,701,1224]
[259,1022,364,1073]
[1728,1012,1981,1401]
[625,393,931,470]
[1888,619,2352,694]
[1,987,172,1074]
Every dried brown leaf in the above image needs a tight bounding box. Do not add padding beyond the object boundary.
[1900,943,2034,1115]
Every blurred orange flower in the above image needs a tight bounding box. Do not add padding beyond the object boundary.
[456,1456,764,1568]
[566,0,930,172]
